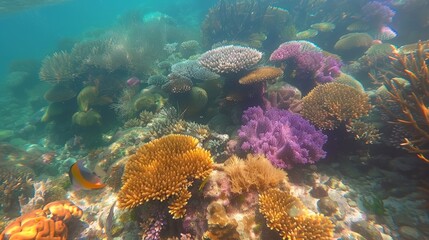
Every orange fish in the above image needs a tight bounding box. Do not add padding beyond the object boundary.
[69,160,106,190]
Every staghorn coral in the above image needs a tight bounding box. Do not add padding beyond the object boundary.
[238,66,283,85]
[0,200,82,240]
[39,51,77,83]
[376,41,429,162]
[117,134,213,219]
[302,82,371,130]
[223,154,287,194]
[0,165,34,214]
[258,188,334,240]
[198,45,262,74]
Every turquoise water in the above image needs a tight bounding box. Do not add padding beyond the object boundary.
[0,1,428,239]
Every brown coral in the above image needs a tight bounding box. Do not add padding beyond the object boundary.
[117,134,213,219]
[0,201,82,240]
[239,66,283,85]
[203,202,240,240]
[258,188,334,240]
[39,51,77,83]
[302,82,371,130]
[223,155,287,194]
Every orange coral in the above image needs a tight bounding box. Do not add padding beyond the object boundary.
[258,188,334,240]
[43,200,83,222]
[117,134,213,219]
[302,82,371,130]
[223,154,287,194]
[239,66,284,84]
[0,201,82,240]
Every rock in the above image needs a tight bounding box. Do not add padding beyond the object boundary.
[338,230,367,240]
[310,184,329,198]
[351,221,383,240]
[347,199,358,208]
[317,197,338,216]
[398,226,421,240]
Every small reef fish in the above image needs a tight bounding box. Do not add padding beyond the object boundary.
[295,29,318,39]
[69,160,106,190]
[310,22,336,32]
[126,77,141,87]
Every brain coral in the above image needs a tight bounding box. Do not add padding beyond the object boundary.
[198,45,262,74]
[259,188,334,240]
[117,134,213,219]
[302,82,371,130]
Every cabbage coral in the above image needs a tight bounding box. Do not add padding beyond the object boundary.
[117,134,213,219]
[258,188,334,240]
[302,82,371,130]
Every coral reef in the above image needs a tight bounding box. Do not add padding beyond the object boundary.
[171,60,219,82]
[198,45,262,74]
[234,106,327,169]
[258,188,334,240]
[117,134,213,218]
[264,82,302,112]
[302,82,371,130]
[223,154,287,194]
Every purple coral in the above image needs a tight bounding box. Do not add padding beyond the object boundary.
[270,41,342,92]
[362,1,396,25]
[198,45,262,74]
[236,106,327,169]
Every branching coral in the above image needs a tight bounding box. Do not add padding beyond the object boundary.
[302,82,371,130]
[117,134,213,219]
[223,154,287,194]
[258,188,334,240]
[0,165,34,214]
[377,41,429,162]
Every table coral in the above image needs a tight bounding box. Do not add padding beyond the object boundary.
[258,188,334,240]
[117,134,213,219]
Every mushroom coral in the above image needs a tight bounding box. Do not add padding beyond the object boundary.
[258,188,334,240]
[117,134,213,219]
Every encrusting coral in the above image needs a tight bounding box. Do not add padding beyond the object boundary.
[258,188,334,240]
[0,200,82,240]
[203,202,240,240]
[117,134,213,219]
[302,82,371,130]
[223,154,287,194]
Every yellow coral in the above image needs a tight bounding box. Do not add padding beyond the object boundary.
[43,200,83,222]
[239,66,283,85]
[224,154,287,194]
[259,188,334,240]
[302,82,371,130]
[117,134,213,219]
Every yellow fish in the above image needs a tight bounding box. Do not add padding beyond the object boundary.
[295,29,318,39]
[310,22,336,32]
